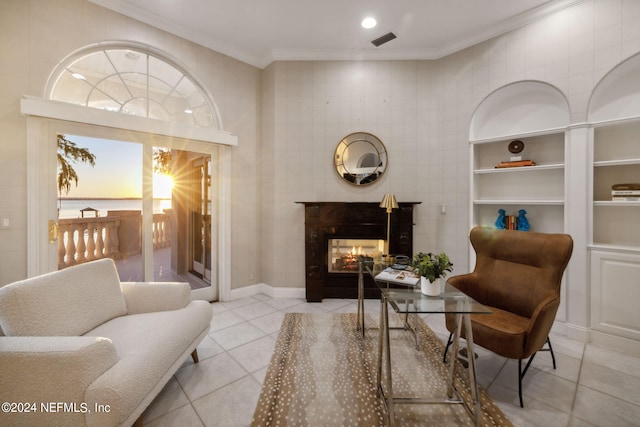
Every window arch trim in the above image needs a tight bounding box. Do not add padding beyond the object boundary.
[44,40,225,132]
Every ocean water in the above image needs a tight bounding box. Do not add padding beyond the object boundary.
[58,199,171,219]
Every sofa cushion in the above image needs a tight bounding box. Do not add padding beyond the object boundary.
[0,259,127,336]
[84,300,212,425]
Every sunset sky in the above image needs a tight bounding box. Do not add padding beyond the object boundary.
[62,135,143,199]
[62,135,142,198]
[60,133,176,201]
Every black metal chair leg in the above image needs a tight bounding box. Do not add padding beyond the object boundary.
[448,334,557,408]
[443,332,453,363]
[518,359,524,408]
[516,337,558,408]
[547,337,556,369]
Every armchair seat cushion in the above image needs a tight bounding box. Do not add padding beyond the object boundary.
[447,308,530,360]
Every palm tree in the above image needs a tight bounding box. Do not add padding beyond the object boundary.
[57,133,96,199]
[153,148,171,175]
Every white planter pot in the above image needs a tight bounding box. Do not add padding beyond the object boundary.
[421,277,442,296]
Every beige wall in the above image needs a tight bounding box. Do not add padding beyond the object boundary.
[0,0,261,288]
[2,0,640,292]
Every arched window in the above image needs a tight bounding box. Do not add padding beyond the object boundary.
[47,42,221,129]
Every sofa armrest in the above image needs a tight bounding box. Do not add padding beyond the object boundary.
[0,336,117,425]
[120,282,191,314]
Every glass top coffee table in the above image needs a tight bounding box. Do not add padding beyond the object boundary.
[375,275,492,427]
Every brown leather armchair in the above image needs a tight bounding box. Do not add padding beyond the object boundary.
[443,226,573,407]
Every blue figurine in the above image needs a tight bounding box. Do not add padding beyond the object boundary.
[495,209,506,229]
[517,209,530,231]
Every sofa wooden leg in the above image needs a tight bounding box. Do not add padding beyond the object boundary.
[191,349,199,363]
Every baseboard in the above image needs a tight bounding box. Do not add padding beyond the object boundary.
[589,329,640,357]
[550,320,568,337]
[565,322,590,343]
[564,323,640,357]
[227,283,306,301]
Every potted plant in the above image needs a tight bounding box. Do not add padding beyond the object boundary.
[412,252,453,296]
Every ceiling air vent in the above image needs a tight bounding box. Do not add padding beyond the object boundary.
[371,32,397,47]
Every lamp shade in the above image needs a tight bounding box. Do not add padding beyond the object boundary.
[379,193,399,213]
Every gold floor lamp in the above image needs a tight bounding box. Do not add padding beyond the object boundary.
[379,193,398,256]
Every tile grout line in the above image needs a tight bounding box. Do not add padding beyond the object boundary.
[567,342,587,425]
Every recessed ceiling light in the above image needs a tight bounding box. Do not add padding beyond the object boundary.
[184,109,193,114]
[71,72,86,80]
[361,17,377,29]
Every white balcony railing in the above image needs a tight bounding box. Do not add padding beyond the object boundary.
[153,213,171,249]
[57,212,171,269]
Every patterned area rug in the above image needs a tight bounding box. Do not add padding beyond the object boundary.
[251,312,513,426]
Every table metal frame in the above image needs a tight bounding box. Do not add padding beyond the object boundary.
[356,260,419,340]
[356,260,490,427]
[378,289,488,426]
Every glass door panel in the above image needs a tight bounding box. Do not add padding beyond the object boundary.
[55,136,216,293]
[56,135,143,280]
[189,155,212,283]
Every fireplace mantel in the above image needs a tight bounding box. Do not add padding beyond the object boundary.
[297,201,420,302]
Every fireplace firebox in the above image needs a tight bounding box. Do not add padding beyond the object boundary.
[328,239,385,273]
[298,201,419,302]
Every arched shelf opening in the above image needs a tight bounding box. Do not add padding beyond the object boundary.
[470,81,570,141]
[588,52,640,122]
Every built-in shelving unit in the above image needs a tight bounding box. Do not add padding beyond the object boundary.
[587,54,640,345]
[471,132,566,235]
[592,122,640,244]
[469,81,570,236]
[468,81,571,325]
[465,61,640,351]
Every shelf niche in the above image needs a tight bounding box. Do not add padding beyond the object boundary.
[589,53,640,122]
[587,52,640,344]
[588,52,640,248]
[470,80,570,141]
[469,81,570,234]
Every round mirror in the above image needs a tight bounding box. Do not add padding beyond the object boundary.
[334,132,387,186]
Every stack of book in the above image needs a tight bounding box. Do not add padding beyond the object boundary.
[503,215,518,230]
[495,159,537,168]
[611,183,640,201]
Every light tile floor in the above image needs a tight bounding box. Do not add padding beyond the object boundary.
[142,295,640,427]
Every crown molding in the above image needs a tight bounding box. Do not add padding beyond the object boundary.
[90,0,587,69]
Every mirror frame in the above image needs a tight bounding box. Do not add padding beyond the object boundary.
[334,132,387,186]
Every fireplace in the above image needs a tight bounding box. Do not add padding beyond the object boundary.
[298,201,419,302]
[328,239,385,273]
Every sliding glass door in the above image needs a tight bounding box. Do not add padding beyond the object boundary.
[27,118,221,300]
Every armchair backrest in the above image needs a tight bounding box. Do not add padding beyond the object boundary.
[470,227,573,319]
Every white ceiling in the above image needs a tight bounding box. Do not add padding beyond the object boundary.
[89,0,584,69]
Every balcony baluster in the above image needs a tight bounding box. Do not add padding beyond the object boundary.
[76,222,87,264]
[56,213,170,270]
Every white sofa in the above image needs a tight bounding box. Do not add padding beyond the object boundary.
[0,258,213,427]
